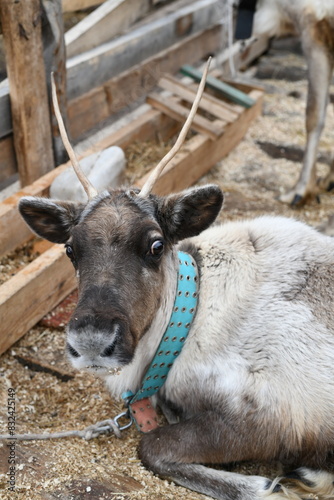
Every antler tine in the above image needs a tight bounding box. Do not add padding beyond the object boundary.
[139,57,212,198]
[51,73,98,200]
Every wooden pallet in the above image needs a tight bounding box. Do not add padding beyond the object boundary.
[0,73,263,355]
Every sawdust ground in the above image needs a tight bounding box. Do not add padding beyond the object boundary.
[1,42,334,500]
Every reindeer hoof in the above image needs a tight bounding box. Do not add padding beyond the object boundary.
[273,483,282,493]
[278,190,305,205]
[278,190,316,207]
[291,194,303,206]
[265,480,282,493]
[327,181,334,192]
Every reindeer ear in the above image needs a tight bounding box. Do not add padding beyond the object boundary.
[18,197,85,244]
[157,185,223,243]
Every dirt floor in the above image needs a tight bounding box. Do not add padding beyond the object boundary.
[0,39,334,499]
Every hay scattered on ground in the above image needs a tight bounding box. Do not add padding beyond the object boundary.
[124,139,174,184]
[0,239,40,286]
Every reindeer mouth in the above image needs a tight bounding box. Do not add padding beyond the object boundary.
[85,364,122,376]
[108,367,122,375]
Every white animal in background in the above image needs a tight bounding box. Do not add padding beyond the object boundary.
[250,0,334,205]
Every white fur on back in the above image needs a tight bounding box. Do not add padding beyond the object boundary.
[160,216,334,445]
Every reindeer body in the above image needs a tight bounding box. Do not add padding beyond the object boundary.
[250,0,334,204]
[19,186,334,500]
[116,215,334,500]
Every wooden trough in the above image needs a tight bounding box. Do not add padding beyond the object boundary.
[0,70,263,355]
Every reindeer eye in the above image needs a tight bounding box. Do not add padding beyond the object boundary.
[65,244,74,260]
[150,240,164,256]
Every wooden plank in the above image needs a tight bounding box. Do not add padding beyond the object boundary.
[0,136,17,184]
[0,83,11,138]
[147,93,224,140]
[229,34,270,72]
[159,75,230,123]
[181,65,256,108]
[0,245,76,355]
[42,0,69,166]
[0,0,55,186]
[0,35,5,80]
[0,108,179,258]
[189,82,240,121]
[137,89,264,194]
[66,0,222,100]
[65,0,151,58]
[67,24,222,140]
[62,0,104,12]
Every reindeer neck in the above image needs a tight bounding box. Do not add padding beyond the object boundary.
[105,249,180,398]
[124,251,199,402]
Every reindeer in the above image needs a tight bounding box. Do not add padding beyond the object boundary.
[18,65,334,500]
[247,0,334,205]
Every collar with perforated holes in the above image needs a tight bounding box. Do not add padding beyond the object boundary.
[122,251,199,432]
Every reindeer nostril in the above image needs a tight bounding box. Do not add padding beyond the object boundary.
[101,342,116,357]
[67,342,80,358]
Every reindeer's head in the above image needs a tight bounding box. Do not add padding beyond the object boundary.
[19,185,222,376]
[18,60,223,377]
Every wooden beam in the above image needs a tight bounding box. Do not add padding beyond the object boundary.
[42,0,69,166]
[0,35,5,80]
[227,34,270,72]
[147,93,224,140]
[158,74,234,122]
[0,0,55,186]
[68,25,222,139]
[0,245,76,355]
[0,136,17,185]
[65,0,151,58]
[62,0,104,12]
[0,83,11,138]
[66,0,222,100]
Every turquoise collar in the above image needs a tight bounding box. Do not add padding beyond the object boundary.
[123,251,199,405]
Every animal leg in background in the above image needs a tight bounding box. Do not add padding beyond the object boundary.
[278,21,334,205]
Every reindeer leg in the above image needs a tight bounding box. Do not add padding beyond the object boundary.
[279,32,333,206]
[314,94,334,197]
[318,152,334,193]
[139,411,280,500]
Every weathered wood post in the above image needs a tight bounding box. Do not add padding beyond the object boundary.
[42,0,68,166]
[0,0,55,186]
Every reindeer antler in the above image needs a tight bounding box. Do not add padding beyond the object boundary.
[51,73,98,200]
[139,57,211,198]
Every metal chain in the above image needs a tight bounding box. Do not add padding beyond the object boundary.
[0,410,132,441]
